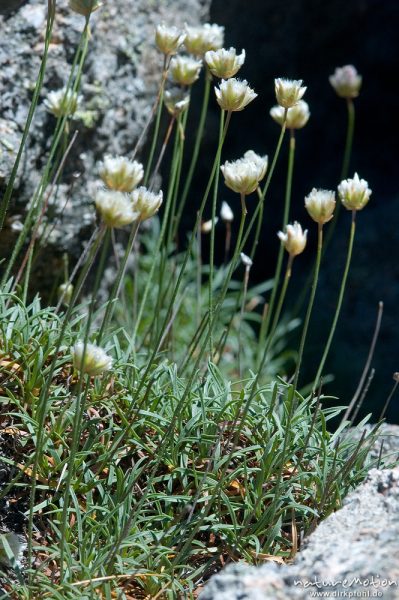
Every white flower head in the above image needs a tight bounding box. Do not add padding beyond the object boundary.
[69,0,101,17]
[95,190,139,228]
[164,88,190,116]
[72,342,112,376]
[44,87,81,118]
[240,252,253,268]
[201,217,219,233]
[329,65,362,99]
[338,173,372,211]
[220,200,234,222]
[305,188,336,224]
[221,150,267,196]
[99,155,144,192]
[155,24,186,55]
[58,282,74,305]
[215,78,257,112]
[131,186,163,221]
[205,47,246,79]
[274,78,307,109]
[184,23,224,56]
[170,55,202,86]
[270,100,310,130]
[278,221,307,256]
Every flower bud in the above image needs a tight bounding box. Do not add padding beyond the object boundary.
[170,56,202,86]
[184,23,224,56]
[72,341,112,376]
[44,87,80,118]
[164,88,190,117]
[338,173,372,211]
[278,222,307,257]
[220,200,234,222]
[95,190,138,228]
[305,189,336,224]
[240,252,253,268]
[270,100,310,129]
[99,156,144,192]
[221,150,267,196]
[205,47,245,79]
[58,282,74,305]
[155,24,186,56]
[329,65,362,99]
[69,0,101,17]
[214,78,257,112]
[131,186,163,221]
[201,217,219,233]
[274,78,307,109]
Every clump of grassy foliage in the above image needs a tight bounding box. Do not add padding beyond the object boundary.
[0,2,391,599]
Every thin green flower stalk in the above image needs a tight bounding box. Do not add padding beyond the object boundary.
[292,188,336,389]
[0,0,56,232]
[257,129,295,366]
[238,252,252,377]
[314,173,372,389]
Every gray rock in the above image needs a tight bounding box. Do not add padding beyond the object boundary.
[201,458,399,600]
[0,0,210,296]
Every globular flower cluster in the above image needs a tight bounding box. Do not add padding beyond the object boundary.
[72,341,112,376]
[69,0,101,17]
[205,47,245,79]
[99,156,144,192]
[95,190,139,229]
[170,55,202,86]
[270,100,310,130]
[221,150,267,196]
[329,65,362,99]
[184,23,224,56]
[215,78,257,112]
[338,173,372,211]
[155,24,186,56]
[274,78,307,109]
[44,87,81,118]
[164,89,190,116]
[278,222,307,257]
[131,187,163,221]
[305,189,336,224]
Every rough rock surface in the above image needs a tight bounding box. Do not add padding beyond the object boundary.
[200,460,399,599]
[0,0,210,294]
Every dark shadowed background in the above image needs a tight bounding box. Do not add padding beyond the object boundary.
[174,0,399,422]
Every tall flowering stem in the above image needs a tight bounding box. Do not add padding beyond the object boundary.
[293,222,323,389]
[314,211,357,388]
[209,110,229,353]
[175,73,212,233]
[257,126,294,366]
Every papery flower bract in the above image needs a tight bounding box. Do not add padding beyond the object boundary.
[170,56,202,86]
[155,24,186,55]
[72,341,112,376]
[131,186,163,221]
[69,0,101,17]
[58,283,74,305]
[44,87,80,117]
[95,190,138,228]
[338,173,372,211]
[201,217,219,233]
[205,47,245,79]
[220,200,234,222]
[99,155,144,192]
[278,221,307,256]
[164,88,190,116]
[270,100,310,129]
[184,23,224,56]
[329,65,362,99]
[240,252,253,267]
[214,78,257,112]
[305,189,336,224]
[221,150,267,195]
[274,78,307,109]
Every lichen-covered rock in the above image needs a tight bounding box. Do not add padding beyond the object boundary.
[201,459,399,600]
[0,0,210,293]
